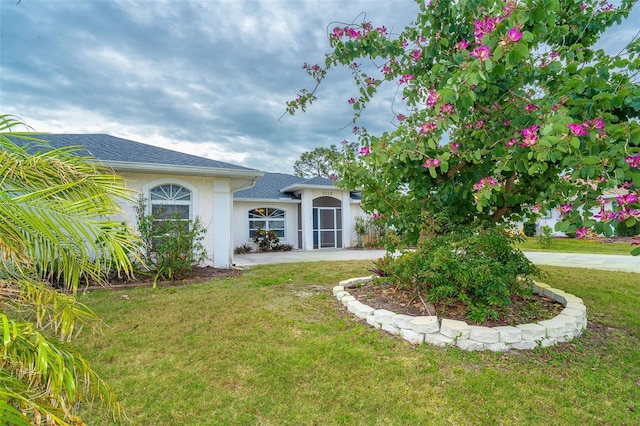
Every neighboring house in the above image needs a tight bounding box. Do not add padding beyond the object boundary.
[233,172,364,251]
[9,134,365,268]
[518,189,628,236]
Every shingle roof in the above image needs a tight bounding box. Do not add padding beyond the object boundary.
[235,172,349,200]
[10,133,257,171]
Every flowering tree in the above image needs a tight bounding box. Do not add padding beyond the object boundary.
[288,0,640,254]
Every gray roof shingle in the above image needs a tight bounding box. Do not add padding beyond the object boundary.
[234,173,345,200]
[10,133,257,171]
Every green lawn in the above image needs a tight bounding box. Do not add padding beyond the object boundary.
[516,236,633,255]
[76,261,640,425]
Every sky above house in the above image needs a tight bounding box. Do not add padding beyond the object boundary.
[1,0,638,174]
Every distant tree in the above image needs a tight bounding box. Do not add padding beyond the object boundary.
[293,143,357,179]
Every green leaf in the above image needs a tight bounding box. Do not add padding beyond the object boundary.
[632,246,640,256]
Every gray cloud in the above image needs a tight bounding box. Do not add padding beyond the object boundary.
[1,0,638,173]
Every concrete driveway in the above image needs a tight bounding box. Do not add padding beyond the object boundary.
[233,249,640,273]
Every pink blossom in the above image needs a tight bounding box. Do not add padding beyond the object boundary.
[376,25,388,35]
[399,74,415,84]
[366,77,376,86]
[568,123,588,136]
[525,103,538,112]
[412,49,422,62]
[348,97,355,104]
[353,126,360,134]
[521,125,539,147]
[632,238,640,246]
[456,39,470,50]
[626,155,640,169]
[576,227,588,239]
[559,204,573,215]
[426,90,439,108]
[616,193,638,206]
[382,63,394,75]
[440,104,454,115]
[396,114,406,122]
[422,158,441,168]
[468,45,493,61]
[594,210,616,221]
[506,28,522,43]
[473,177,499,191]
[450,142,460,154]
[331,27,344,38]
[420,122,437,133]
[579,3,587,11]
[506,138,518,147]
[371,213,383,220]
[359,146,371,156]
[531,204,541,213]
[549,51,559,59]
[585,118,605,130]
[474,16,500,42]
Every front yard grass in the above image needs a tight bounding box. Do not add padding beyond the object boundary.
[76,261,640,425]
[516,236,633,255]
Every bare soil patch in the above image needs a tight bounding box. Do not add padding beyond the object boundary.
[346,281,564,327]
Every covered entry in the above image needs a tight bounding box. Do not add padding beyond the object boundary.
[313,196,342,249]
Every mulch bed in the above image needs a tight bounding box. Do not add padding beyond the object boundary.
[346,281,564,327]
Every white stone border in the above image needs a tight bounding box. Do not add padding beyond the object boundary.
[334,277,587,352]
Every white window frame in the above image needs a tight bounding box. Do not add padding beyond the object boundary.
[148,184,193,225]
[248,207,286,240]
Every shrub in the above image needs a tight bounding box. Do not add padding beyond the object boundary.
[273,243,294,252]
[523,222,537,237]
[234,243,253,254]
[616,220,640,237]
[378,226,540,322]
[253,228,280,251]
[537,225,553,248]
[135,198,207,283]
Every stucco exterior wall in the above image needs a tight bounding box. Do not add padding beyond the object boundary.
[232,201,300,250]
[118,171,230,268]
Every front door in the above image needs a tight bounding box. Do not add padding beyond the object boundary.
[313,207,342,249]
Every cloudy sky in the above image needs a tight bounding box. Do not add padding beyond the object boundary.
[1,1,638,174]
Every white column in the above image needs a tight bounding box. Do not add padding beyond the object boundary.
[342,191,351,248]
[301,189,314,251]
[212,179,232,268]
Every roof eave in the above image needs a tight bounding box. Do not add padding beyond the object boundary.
[280,183,338,192]
[107,161,264,179]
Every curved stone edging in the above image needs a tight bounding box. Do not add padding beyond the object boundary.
[333,276,587,352]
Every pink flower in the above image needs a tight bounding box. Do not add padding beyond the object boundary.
[631,238,640,246]
[559,204,573,215]
[594,210,615,221]
[531,204,541,213]
[359,146,371,156]
[450,142,460,154]
[353,126,360,134]
[376,25,388,35]
[456,39,470,50]
[426,90,439,107]
[420,122,437,133]
[626,155,640,169]
[549,51,559,59]
[580,3,587,11]
[382,63,394,75]
[348,97,355,104]
[568,123,588,136]
[521,125,539,147]
[576,227,588,239]
[468,45,493,61]
[474,16,500,42]
[585,118,605,130]
[616,193,638,206]
[440,104,454,115]
[412,49,422,62]
[371,213,383,220]
[422,158,441,168]
[399,74,415,84]
[396,114,406,122]
[506,28,522,43]
[331,27,344,38]
[473,177,499,191]
[506,138,518,147]
[366,77,376,86]
[525,103,538,112]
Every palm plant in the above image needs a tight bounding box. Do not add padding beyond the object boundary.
[0,114,141,425]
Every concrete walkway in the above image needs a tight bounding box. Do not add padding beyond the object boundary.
[234,249,640,273]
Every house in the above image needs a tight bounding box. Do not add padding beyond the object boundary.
[11,134,364,268]
[233,172,363,251]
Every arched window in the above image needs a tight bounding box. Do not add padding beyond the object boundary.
[149,184,192,224]
[248,208,285,239]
